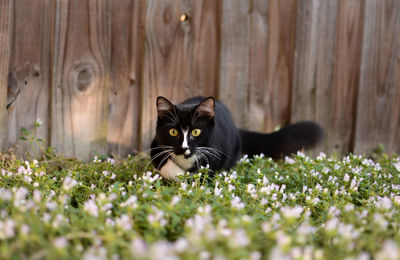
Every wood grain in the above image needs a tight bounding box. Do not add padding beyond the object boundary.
[5,0,53,156]
[218,0,251,129]
[141,0,220,150]
[291,0,338,152]
[107,0,145,157]
[0,0,11,149]
[264,0,297,132]
[330,0,365,154]
[354,0,400,154]
[246,0,269,132]
[218,0,297,134]
[3,0,400,158]
[51,0,110,160]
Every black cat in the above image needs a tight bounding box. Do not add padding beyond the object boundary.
[151,96,323,181]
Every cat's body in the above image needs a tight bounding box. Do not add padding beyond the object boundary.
[151,96,323,181]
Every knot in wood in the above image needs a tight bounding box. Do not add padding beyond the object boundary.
[180,13,189,22]
[163,6,172,23]
[74,64,94,92]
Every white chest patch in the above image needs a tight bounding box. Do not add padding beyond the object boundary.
[173,154,196,171]
[159,159,184,182]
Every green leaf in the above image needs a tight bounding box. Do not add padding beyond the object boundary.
[21,127,29,135]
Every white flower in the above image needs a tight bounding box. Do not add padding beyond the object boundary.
[173,238,189,253]
[116,215,132,230]
[344,173,350,182]
[35,118,43,126]
[83,246,107,260]
[121,195,138,209]
[246,184,256,194]
[228,229,250,248]
[102,203,113,211]
[46,201,58,211]
[63,176,78,191]
[130,238,148,258]
[344,204,354,212]
[84,199,99,217]
[107,158,116,164]
[374,197,392,210]
[276,231,291,248]
[199,251,211,260]
[376,240,400,260]
[53,236,68,249]
[394,162,400,172]
[250,251,262,260]
[325,217,339,232]
[93,156,101,163]
[285,156,295,164]
[42,213,51,223]
[214,182,222,197]
[317,152,326,160]
[373,213,388,229]
[171,196,181,206]
[0,219,15,239]
[180,183,187,191]
[231,196,245,210]
[53,214,67,228]
[280,206,303,219]
[350,178,359,191]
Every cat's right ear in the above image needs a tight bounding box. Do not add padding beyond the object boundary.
[157,96,174,117]
[196,97,215,118]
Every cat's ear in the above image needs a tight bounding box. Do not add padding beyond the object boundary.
[157,96,175,117]
[196,97,215,118]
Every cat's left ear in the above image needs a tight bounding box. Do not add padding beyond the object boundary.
[196,97,215,118]
[157,96,175,117]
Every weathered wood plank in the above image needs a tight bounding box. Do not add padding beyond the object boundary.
[0,0,11,150]
[188,0,221,98]
[141,0,220,150]
[51,0,110,160]
[107,0,145,157]
[330,0,365,154]
[218,0,251,129]
[5,0,53,156]
[354,0,400,154]
[263,0,297,132]
[291,0,338,152]
[246,0,269,132]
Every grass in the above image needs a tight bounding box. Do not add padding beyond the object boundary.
[0,150,400,260]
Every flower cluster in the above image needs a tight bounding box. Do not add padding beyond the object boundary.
[0,153,399,259]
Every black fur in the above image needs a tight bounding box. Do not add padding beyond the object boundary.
[151,96,323,173]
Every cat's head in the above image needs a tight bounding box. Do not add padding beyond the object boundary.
[155,96,215,158]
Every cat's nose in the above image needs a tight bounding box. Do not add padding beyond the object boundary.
[184,149,191,156]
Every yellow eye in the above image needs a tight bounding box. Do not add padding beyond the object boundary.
[191,129,201,137]
[169,128,178,136]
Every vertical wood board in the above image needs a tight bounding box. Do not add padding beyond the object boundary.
[218,0,251,129]
[51,0,110,160]
[246,0,269,132]
[5,0,53,156]
[141,0,220,150]
[264,0,297,132]
[0,0,11,149]
[330,0,365,154]
[354,0,400,154]
[291,0,338,152]
[107,0,145,157]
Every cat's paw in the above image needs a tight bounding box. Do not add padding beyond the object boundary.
[158,159,185,182]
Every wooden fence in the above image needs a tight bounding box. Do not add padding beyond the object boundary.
[0,0,399,160]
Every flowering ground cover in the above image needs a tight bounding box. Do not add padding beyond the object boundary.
[0,151,400,260]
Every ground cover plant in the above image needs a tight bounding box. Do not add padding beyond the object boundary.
[0,149,400,259]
